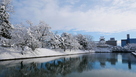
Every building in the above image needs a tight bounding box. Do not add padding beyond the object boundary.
[94,37,117,52]
[95,36,112,52]
[106,38,117,46]
[121,34,136,47]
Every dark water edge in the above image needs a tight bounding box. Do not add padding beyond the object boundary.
[0,53,136,77]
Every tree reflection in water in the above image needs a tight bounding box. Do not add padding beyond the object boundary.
[0,53,136,77]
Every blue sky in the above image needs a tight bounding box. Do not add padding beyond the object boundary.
[10,0,136,45]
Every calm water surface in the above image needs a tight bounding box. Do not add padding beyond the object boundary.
[0,53,136,77]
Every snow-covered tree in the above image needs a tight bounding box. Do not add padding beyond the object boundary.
[112,46,126,52]
[60,33,81,51]
[68,34,81,50]
[48,33,61,49]
[0,0,13,39]
[124,43,136,51]
[9,24,40,54]
[11,24,32,53]
[75,34,88,50]
[29,21,51,48]
[75,34,95,50]
[27,28,41,51]
[84,35,95,50]
[4,21,52,53]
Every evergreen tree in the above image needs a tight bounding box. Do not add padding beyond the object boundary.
[0,0,13,39]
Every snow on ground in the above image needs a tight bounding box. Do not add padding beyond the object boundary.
[132,52,136,56]
[95,48,112,53]
[0,48,94,60]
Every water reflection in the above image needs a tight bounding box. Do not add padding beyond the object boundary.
[0,53,136,77]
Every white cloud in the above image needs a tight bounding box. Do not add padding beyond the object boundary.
[66,0,80,4]
[11,0,136,33]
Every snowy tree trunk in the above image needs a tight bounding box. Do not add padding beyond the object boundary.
[64,46,66,51]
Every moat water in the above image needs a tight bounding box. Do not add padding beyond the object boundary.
[0,53,136,77]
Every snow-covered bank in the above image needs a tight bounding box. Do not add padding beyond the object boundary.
[95,48,112,53]
[0,48,95,60]
[132,52,136,56]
